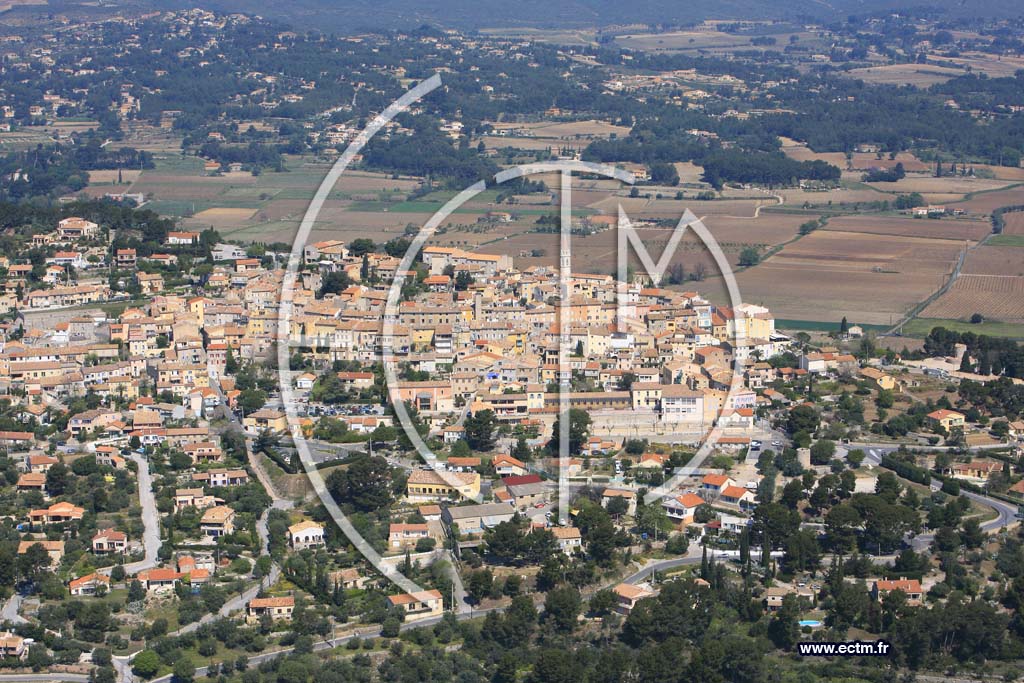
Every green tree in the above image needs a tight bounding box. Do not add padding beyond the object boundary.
[588,588,616,617]
[825,504,861,553]
[783,529,821,573]
[511,436,533,462]
[543,585,582,632]
[787,404,819,435]
[768,594,801,650]
[224,345,238,374]
[636,502,670,538]
[463,409,497,451]
[548,408,591,457]
[809,439,836,465]
[648,162,680,186]
[16,543,52,582]
[237,388,267,416]
[466,569,494,604]
[44,462,69,496]
[325,454,395,512]
[738,247,761,267]
[132,650,161,679]
[127,579,146,602]
[171,659,194,683]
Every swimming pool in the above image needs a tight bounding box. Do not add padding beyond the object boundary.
[799,620,822,627]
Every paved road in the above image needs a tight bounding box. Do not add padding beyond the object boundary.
[862,446,1019,549]
[307,440,365,464]
[445,551,472,615]
[122,454,161,576]
[108,386,297,682]
[619,547,785,585]
[0,675,90,683]
[620,547,706,584]
[0,593,26,625]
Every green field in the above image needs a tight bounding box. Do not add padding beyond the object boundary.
[988,234,1024,247]
[776,319,891,333]
[901,317,1024,339]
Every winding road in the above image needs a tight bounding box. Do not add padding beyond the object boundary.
[7,407,1019,683]
[861,446,1019,549]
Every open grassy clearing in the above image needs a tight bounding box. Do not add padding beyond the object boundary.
[900,317,1024,339]
[901,321,1024,342]
[775,319,891,333]
[988,234,1024,247]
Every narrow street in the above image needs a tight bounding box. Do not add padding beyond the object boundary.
[122,453,161,576]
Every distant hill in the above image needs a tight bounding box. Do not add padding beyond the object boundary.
[141,0,1023,33]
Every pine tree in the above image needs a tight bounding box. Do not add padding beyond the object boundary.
[959,352,973,373]
[512,436,532,462]
[224,346,238,374]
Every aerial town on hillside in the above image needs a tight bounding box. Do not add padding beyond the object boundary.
[0,3,1024,680]
[0,209,1021,680]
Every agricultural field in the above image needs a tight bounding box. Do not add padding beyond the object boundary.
[823,214,991,242]
[480,135,561,152]
[476,208,814,276]
[487,120,630,139]
[87,169,144,185]
[847,152,931,173]
[1001,212,1024,235]
[779,138,847,168]
[844,63,965,86]
[102,154,427,243]
[613,27,819,54]
[863,175,1013,200]
[480,119,629,154]
[961,244,1024,276]
[920,274,1024,323]
[949,184,1024,214]
[989,234,1024,247]
[731,230,964,325]
[931,52,1024,78]
[477,27,597,46]
[96,140,1024,336]
[780,140,930,174]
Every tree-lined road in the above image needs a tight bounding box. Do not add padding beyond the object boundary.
[862,446,1019,549]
